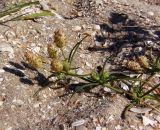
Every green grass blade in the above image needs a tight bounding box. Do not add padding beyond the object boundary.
[15,10,54,20]
[140,82,160,98]
[0,1,40,18]
[68,35,88,64]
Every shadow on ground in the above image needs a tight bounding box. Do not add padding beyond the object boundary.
[88,12,160,59]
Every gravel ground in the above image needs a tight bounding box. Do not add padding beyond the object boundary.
[0,0,160,130]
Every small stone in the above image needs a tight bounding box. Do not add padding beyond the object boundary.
[130,107,152,114]
[85,62,93,69]
[115,125,121,130]
[5,31,16,40]
[0,69,5,73]
[134,47,143,53]
[0,42,14,54]
[103,87,112,93]
[120,82,129,91]
[77,12,83,17]
[32,46,41,53]
[6,127,13,130]
[148,11,154,16]
[76,125,88,130]
[72,26,82,31]
[96,126,102,130]
[93,25,101,30]
[0,101,3,106]
[72,119,86,127]
[34,102,41,108]
[95,41,103,47]
[156,116,160,123]
[40,1,50,10]
[106,115,114,123]
[12,99,24,106]
[102,127,107,130]
[0,78,4,82]
[142,116,156,127]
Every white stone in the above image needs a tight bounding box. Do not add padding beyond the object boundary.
[130,107,152,114]
[76,68,84,75]
[120,82,129,91]
[0,42,14,54]
[72,26,82,31]
[0,101,3,106]
[5,31,16,39]
[148,12,154,16]
[0,78,3,82]
[93,24,101,30]
[40,1,50,11]
[115,125,121,130]
[142,116,156,127]
[76,125,88,130]
[6,127,13,130]
[32,46,41,53]
[96,126,102,130]
[12,99,24,105]
[0,69,5,73]
[71,119,86,127]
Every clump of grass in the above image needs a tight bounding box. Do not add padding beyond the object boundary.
[0,1,55,24]
[23,30,160,119]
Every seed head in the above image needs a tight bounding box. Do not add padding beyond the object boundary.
[127,60,142,71]
[54,30,66,48]
[51,59,63,72]
[24,51,43,68]
[137,56,149,68]
[47,44,58,59]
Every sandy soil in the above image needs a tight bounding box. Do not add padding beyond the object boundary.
[0,0,160,130]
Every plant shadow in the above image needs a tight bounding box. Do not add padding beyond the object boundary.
[3,61,102,98]
[3,61,48,86]
[88,12,160,60]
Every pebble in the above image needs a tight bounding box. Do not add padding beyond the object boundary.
[0,42,14,54]
[142,116,156,127]
[156,116,160,123]
[93,24,101,30]
[5,31,16,40]
[40,1,50,11]
[76,68,84,75]
[0,78,4,83]
[115,125,121,130]
[76,125,88,130]
[130,107,152,114]
[134,47,143,53]
[96,126,102,130]
[0,101,3,106]
[6,127,13,130]
[148,11,154,16]
[32,46,41,53]
[102,128,107,130]
[85,62,93,69]
[34,102,41,108]
[71,119,86,127]
[12,99,24,106]
[72,26,82,31]
[0,69,5,73]
[106,115,114,123]
[120,82,129,91]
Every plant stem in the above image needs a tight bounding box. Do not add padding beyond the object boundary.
[68,35,88,64]
[104,83,124,94]
[60,48,66,59]
[140,82,160,98]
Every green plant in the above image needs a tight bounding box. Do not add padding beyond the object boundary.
[24,30,160,119]
[0,1,55,24]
